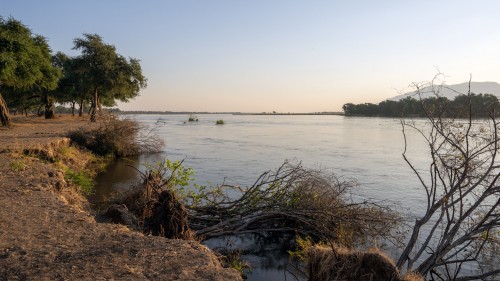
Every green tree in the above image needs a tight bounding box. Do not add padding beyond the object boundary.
[378,100,401,117]
[2,87,39,116]
[72,34,146,122]
[449,93,499,117]
[52,52,91,117]
[31,36,61,119]
[3,36,61,119]
[0,17,56,126]
[342,103,356,116]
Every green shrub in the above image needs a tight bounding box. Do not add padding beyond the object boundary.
[217,250,251,277]
[215,119,225,125]
[65,169,94,194]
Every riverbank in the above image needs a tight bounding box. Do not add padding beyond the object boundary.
[0,115,241,280]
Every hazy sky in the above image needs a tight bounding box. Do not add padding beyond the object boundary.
[3,1,500,112]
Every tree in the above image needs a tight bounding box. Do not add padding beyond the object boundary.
[449,93,499,118]
[72,34,146,122]
[343,94,500,118]
[378,99,401,117]
[0,17,54,126]
[2,37,61,119]
[397,79,500,280]
[30,35,61,119]
[342,103,356,116]
[52,52,91,117]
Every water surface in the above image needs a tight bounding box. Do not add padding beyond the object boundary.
[93,114,433,280]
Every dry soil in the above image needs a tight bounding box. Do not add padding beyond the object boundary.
[0,115,241,281]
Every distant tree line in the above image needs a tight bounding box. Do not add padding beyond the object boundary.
[343,93,500,118]
[0,16,146,126]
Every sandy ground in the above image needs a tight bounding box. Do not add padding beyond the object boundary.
[0,115,241,281]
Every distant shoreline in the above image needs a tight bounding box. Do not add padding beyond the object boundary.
[118,111,345,116]
[233,112,344,116]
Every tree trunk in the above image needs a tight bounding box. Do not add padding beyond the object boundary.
[71,101,76,116]
[90,88,98,122]
[89,100,96,122]
[98,100,102,113]
[78,99,84,117]
[0,94,11,126]
[37,105,43,117]
[43,94,55,119]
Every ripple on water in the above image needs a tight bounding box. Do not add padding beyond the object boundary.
[96,114,438,281]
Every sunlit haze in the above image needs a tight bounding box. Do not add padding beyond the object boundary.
[3,1,500,112]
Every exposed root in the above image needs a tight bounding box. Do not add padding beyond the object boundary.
[119,170,194,239]
[143,188,194,239]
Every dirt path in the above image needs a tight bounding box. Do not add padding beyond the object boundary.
[0,115,240,280]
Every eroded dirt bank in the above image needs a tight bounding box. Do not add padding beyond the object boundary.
[0,116,241,281]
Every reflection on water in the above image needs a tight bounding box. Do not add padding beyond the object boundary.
[89,157,141,208]
[204,234,305,281]
[93,114,433,281]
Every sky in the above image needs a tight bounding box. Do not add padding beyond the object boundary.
[3,1,500,112]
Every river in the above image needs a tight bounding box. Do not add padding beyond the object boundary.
[92,114,434,280]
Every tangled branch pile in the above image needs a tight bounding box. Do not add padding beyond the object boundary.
[119,160,399,246]
[188,162,399,244]
[68,117,163,157]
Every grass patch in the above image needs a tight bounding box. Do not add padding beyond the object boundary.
[57,146,79,158]
[65,169,95,195]
[9,160,26,172]
[217,250,251,278]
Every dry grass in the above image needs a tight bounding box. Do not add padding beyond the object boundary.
[401,271,424,281]
[68,118,163,157]
[0,115,242,280]
[307,245,423,281]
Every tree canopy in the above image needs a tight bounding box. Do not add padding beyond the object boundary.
[0,17,147,125]
[71,34,146,122]
[343,94,500,118]
[0,17,59,125]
